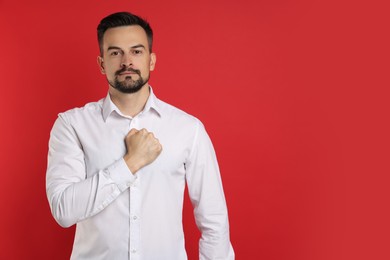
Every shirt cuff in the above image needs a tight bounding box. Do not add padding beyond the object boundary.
[106,158,138,191]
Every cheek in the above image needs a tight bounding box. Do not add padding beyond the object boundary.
[104,61,120,73]
[104,58,120,68]
[104,69,117,80]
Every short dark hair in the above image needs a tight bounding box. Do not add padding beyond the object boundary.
[97,12,153,55]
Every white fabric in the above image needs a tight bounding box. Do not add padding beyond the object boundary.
[46,88,234,260]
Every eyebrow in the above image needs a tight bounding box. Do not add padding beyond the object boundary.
[106,45,146,52]
[107,46,122,51]
[130,44,146,49]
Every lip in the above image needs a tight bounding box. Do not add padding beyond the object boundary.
[119,72,137,76]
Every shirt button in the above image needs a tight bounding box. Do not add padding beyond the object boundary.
[131,249,137,253]
[133,216,138,220]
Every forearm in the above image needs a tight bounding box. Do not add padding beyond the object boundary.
[197,210,234,260]
[193,186,234,260]
[46,158,135,227]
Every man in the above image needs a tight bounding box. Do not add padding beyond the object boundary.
[46,12,234,260]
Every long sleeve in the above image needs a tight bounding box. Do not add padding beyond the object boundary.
[46,114,136,228]
[46,91,234,259]
[185,121,235,260]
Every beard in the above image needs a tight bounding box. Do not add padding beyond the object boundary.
[108,67,149,94]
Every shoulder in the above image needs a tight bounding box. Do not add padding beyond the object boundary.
[57,98,104,125]
[156,98,203,129]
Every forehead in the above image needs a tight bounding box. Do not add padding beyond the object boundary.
[102,25,148,50]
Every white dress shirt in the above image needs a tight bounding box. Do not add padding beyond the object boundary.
[46,88,234,260]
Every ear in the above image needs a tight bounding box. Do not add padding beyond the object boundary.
[97,56,105,74]
[149,53,156,71]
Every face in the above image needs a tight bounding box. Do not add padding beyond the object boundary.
[98,25,156,94]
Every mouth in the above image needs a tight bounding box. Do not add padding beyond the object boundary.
[119,72,136,76]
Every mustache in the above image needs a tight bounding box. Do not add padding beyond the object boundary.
[115,67,141,76]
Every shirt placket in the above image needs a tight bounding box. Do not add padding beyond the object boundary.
[128,117,141,260]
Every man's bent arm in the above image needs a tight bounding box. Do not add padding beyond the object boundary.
[185,121,235,260]
[46,114,136,228]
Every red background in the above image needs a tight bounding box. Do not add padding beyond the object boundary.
[1,0,389,259]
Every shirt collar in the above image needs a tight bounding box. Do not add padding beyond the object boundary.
[102,86,162,122]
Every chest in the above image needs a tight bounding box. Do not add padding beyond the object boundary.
[76,116,192,179]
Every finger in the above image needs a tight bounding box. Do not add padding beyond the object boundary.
[157,143,163,152]
[128,128,139,136]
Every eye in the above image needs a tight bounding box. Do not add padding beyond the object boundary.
[132,49,143,55]
[110,51,120,56]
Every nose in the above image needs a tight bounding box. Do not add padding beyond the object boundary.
[120,53,133,67]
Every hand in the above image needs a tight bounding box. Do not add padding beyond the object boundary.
[123,128,162,174]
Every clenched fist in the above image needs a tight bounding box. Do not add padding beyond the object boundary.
[123,128,162,174]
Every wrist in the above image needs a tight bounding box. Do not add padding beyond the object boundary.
[123,154,144,174]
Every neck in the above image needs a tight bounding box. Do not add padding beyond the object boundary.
[109,84,150,117]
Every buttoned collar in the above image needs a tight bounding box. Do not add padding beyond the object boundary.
[102,86,162,122]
